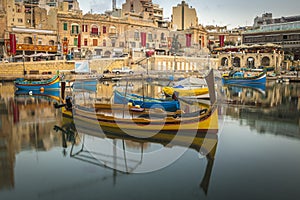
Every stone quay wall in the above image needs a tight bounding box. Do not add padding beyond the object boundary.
[0,58,128,81]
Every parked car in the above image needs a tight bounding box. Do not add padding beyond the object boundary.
[111,67,134,75]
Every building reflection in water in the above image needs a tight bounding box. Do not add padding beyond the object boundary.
[221,81,300,138]
[0,80,300,193]
[0,83,61,190]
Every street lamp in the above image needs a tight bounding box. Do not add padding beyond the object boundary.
[23,55,26,76]
[147,57,149,75]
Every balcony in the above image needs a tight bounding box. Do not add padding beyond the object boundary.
[70,31,79,36]
[109,33,118,38]
[90,32,100,37]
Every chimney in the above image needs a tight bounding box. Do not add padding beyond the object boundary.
[112,0,116,11]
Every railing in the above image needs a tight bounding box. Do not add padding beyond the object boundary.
[90,33,100,37]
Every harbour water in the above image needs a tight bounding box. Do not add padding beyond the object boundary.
[0,79,300,200]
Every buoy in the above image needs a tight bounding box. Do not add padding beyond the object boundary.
[29,91,33,95]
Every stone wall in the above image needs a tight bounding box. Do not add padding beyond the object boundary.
[0,58,128,80]
[0,60,73,80]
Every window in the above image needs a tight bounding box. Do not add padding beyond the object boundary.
[18,18,23,23]
[130,3,134,12]
[131,42,136,48]
[103,26,106,34]
[91,25,99,35]
[74,38,78,46]
[38,38,42,45]
[134,32,139,40]
[24,37,33,44]
[84,39,88,46]
[49,40,54,45]
[63,23,68,31]
[82,24,88,32]
[148,33,153,42]
[71,25,79,34]
[161,33,165,40]
[103,39,106,47]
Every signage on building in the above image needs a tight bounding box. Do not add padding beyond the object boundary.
[75,61,90,73]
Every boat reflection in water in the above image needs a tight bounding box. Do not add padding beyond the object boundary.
[222,83,266,104]
[15,89,61,102]
[54,102,219,194]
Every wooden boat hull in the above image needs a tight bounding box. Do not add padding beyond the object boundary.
[14,75,60,90]
[63,104,219,134]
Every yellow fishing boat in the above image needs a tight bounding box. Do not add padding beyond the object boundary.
[62,102,218,135]
[163,86,209,98]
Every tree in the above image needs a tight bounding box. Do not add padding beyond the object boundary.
[170,35,180,55]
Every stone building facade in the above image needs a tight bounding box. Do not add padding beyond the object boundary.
[213,44,284,71]
[243,14,300,60]
[1,0,210,61]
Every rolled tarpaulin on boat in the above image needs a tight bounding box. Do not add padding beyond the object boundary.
[163,87,174,97]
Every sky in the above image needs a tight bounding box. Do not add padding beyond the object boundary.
[77,0,300,28]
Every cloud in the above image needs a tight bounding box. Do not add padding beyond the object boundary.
[89,0,110,13]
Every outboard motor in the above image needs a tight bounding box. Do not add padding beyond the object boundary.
[65,96,73,111]
[53,96,73,111]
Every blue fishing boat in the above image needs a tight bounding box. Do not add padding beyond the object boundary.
[113,90,180,112]
[221,70,266,85]
[14,74,60,90]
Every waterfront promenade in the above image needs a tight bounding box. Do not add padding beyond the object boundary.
[1,57,300,82]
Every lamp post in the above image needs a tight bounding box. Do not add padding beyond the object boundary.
[147,57,149,75]
[23,55,26,76]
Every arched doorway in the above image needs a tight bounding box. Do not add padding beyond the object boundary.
[247,57,255,68]
[233,57,241,67]
[261,56,270,66]
[221,57,229,66]
[104,50,111,57]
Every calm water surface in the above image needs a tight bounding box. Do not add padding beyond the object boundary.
[0,80,300,200]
